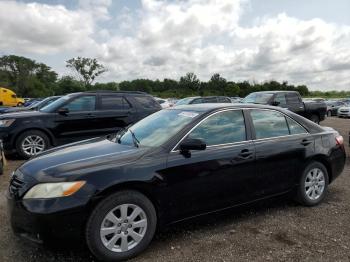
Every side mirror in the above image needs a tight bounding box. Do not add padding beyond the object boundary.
[58,108,69,115]
[180,138,206,152]
[271,101,280,106]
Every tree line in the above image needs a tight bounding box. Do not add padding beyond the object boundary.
[0,55,349,99]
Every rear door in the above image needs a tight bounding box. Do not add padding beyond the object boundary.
[94,95,136,134]
[249,109,312,195]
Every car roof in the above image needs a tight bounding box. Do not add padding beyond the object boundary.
[171,103,286,112]
[250,91,299,94]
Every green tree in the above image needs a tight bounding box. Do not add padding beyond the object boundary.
[66,57,107,87]
[179,72,200,92]
[56,76,85,95]
[208,73,227,94]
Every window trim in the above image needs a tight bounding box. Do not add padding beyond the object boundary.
[171,107,309,153]
[248,108,309,140]
[171,108,247,152]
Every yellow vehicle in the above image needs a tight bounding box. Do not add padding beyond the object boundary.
[0,87,24,107]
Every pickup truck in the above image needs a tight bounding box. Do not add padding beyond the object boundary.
[242,91,327,123]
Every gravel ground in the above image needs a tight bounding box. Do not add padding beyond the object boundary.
[0,117,349,262]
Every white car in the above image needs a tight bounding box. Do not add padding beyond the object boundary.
[154,97,172,108]
[338,105,350,118]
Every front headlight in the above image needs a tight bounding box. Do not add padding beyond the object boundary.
[0,119,15,127]
[23,181,86,199]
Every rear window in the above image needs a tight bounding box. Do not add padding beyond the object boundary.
[134,96,159,109]
[100,96,131,110]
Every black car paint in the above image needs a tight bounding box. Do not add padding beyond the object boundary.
[7,104,346,242]
[0,92,161,154]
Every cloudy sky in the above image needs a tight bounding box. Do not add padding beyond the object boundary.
[0,0,349,91]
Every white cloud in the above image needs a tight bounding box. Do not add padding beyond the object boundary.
[1,0,350,90]
[0,1,95,54]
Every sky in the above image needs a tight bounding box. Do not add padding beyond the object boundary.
[0,0,349,91]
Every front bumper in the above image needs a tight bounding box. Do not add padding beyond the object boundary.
[7,193,90,242]
[338,112,350,118]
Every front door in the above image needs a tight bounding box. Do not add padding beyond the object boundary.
[162,110,257,221]
[54,95,98,144]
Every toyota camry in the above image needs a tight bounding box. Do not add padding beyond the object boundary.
[7,104,346,261]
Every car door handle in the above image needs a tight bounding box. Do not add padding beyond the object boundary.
[87,113,96,118]
[301,139,312,146]
[238,149,253,159]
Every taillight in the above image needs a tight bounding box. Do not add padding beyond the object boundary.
[335,135,344,146]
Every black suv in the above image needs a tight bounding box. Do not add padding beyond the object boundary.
[0,91,161,158]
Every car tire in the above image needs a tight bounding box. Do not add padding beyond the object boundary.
[17,102,24,107]
[15,130,50,159]
[86,190,157,262]
[310,114,320,124]
[296,161,329,206]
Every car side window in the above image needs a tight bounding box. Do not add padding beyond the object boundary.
[134,96,158,109]
[286,93,301,104]
[274,93,287,105]
[100,96,130,110]
[203,97,218,103]
[64,96,96,112]
[218,97,230,103]
[187,110,246,146]
[286,117,307,135]
[191,98,203,104]
[251,110,289,139]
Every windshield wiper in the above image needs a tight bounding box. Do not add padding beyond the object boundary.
[129,129,140,148]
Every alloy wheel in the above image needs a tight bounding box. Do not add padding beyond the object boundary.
[304,168,325,200]
[100,204,148,253]
[21,135,45,156]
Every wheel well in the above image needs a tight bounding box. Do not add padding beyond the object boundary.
[306,156,333,183]
[90,182,160,220]
[13,128,55,148]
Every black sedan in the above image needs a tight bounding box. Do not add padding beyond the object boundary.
[7,104,346,261]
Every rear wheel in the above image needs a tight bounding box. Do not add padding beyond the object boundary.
[296,161,329,206]
[86,190,157,261]
[310,114,320,124]
[15,130,49,159]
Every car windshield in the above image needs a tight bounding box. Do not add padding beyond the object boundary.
[175,97,195,106]
[39,95,71,113]
[117,109,201,147]
[242,93,273,104]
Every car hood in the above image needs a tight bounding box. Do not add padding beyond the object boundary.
[19,138,146,180]
[0,110,44,119]
[338,106,350,110]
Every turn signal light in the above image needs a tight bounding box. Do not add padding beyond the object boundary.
[335,135,344,146]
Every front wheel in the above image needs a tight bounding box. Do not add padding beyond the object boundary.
[86,190,157,261]
[15,130,49,159]
[296,161,329,206]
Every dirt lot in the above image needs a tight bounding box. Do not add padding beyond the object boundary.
[0,117,349,262]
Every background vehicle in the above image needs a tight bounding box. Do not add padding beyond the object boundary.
[338,105,350,118]
[230,96,242,103]
[242,91,327,123]
[0,96,61,114]
[8,104,346,261]
[326,101,347,117]
[154,97,172,108]
[175,96,231,106]
[0,140,4,175]
[0,87,24,107]
[0,91,161,158]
